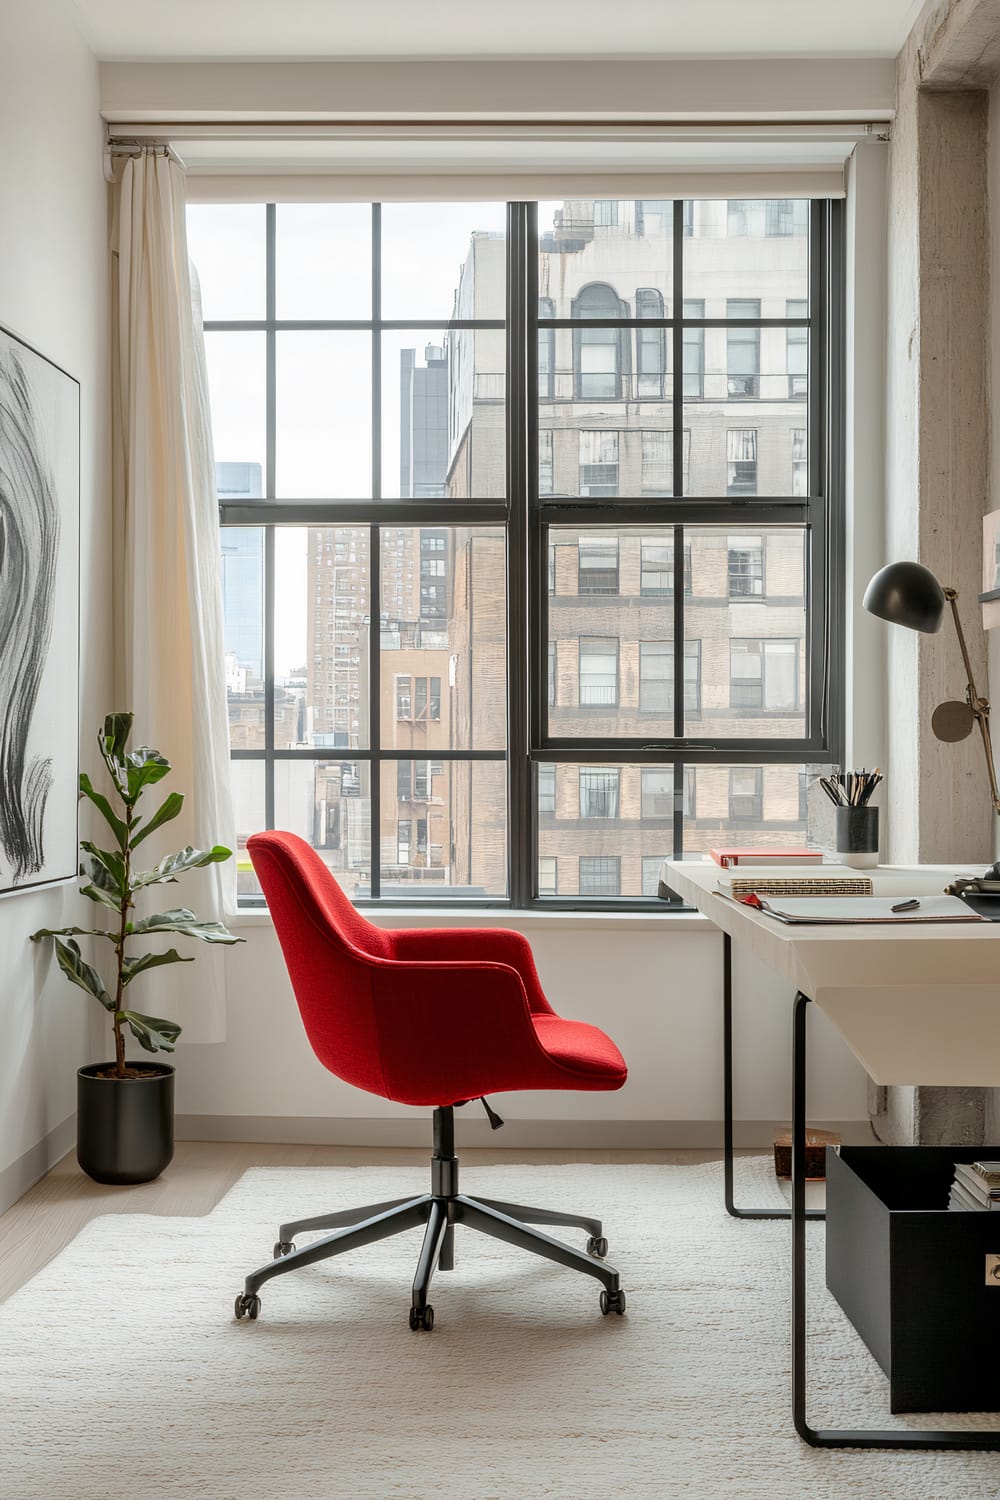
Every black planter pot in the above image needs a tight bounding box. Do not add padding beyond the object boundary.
[77,1062,175,1185]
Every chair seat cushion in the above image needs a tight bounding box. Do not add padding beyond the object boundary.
[531,1015,627,1087]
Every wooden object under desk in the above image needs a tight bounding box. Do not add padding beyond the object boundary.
[773,1127,840,1180]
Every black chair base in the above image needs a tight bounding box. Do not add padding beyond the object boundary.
[234,1107,625,1329]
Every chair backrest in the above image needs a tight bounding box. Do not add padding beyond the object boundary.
[247,830,393,1099]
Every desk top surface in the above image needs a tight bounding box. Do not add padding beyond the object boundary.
[662,859,1000,1086]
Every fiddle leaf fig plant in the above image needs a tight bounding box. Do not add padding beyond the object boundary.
[31,712,242,1078]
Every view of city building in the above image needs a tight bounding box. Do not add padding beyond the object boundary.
[195,197,830,903]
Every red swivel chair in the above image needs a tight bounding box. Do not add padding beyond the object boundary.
[234,830,629,1331]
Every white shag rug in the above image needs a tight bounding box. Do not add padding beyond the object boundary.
[2,1159,1000,1500]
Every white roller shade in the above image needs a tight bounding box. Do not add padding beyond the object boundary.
[110,124,872,201]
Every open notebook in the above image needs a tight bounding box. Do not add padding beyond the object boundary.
[735,894,983,925]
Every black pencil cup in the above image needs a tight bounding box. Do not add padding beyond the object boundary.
[835,805,879,869]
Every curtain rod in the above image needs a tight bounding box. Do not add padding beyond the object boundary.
[104,120,891,142]
[103,140,187,182]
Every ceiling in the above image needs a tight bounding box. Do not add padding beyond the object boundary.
[69,0,925,61]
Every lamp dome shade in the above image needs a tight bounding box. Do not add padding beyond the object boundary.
[862,561,946,633]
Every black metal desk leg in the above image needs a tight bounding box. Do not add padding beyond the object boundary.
[722,932,822,1222]
[789,990,1000,1451]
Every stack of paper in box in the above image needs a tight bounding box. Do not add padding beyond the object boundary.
[948,1161,1000,1211]
[716,863,874,898]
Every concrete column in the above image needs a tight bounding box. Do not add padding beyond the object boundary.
[878,0,996,1143]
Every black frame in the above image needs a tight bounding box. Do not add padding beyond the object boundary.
[214,197,845,909]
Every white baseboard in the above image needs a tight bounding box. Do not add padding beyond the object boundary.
[0,1115,76,1216]
[175,1114,874,1151]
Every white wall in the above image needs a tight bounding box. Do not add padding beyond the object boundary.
[0,1,110,1199]
[174,910,869,1145]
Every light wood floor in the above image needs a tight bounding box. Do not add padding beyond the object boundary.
[0,1141,739,1305]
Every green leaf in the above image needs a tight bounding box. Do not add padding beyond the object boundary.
[121,949,192,986]
[80,882,122,913]
[117,1009,182,1053]
[30,925,115,943]
[80,841,127,897]
[78,773,128,850]
[98,714,133,799]
[130,791,184,849]
[133,844,232,889]
[129,908,243,945]
[52,937,115,1012]
[124,748,171,804]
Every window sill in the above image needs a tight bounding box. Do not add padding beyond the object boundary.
[228,906,712,934]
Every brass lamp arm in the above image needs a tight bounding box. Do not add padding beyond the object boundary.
[944,588,1000,816]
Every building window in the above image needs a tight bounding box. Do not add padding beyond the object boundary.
[538,763,556,814]
[640,641,701,714]
[579,856,621,896]
[636,200,669,235]
[641,769,673,819]
[593,200,619,227]
[641,538,691,596]
[640,430,672,495]
[786,298,808,399]
[728,536,765,599]
[730,639,799,711]
[791,428,808,497]
[682,299,705,398]
[641,856,666,897]
[539,429,554,496]
[683,766,696,816]
[538,296,555,401]
[548,640,556,705]
[682,199,695,237]
[397,819,412,864]
[798,770,810,821]
[729,767,763,821]
[727,300,760,398]
[636,288,666,398]
[727,429,758,496]
[578,637,618,707]
[538,855,558,895]
[395,675,412,720]
[579,768,619,819]
[727,200,766,237]
[573,284,627,398]
[767,199,808,237]
[414,676,441,721]
[578,536,619,595]
[579,431,619,497]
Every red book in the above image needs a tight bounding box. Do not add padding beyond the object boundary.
[709,847,823,869]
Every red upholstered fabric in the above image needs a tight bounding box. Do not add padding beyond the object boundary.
[247,830,628,1108]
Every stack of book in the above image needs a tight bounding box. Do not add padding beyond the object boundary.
[947,1160,1000,1211]
[715,863,874,898]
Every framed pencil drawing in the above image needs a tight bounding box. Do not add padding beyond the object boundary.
[0,324,79,894]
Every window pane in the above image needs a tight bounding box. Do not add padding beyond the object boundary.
[685,527,807,738]
[275,758,372,901]
[539,200,673,317]
[380,527,506,750]
[275,203,371,320]
[381,202,507,321]
[275,332,372,499]
[382,330,505,500]
[231,760,266,901]
[677,761,831,856]
[204,332,267,487]
[221,528,265,732]
[277,526,371,750]
[685,199,808,304]
[534,763,679,898]
[380,758,507,897]
[188,204,266,321]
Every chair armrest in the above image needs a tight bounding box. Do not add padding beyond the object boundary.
[387,927,553,1014]
[368,957,551,1104]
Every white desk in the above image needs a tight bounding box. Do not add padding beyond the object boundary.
[662,858,1000,1452]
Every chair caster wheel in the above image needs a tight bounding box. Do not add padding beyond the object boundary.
[599,1288,626,1316]
[587,1235,609,1258]
[235,1293,261,1320]
[273,1240,295,1258]
[408,1303,435,1331]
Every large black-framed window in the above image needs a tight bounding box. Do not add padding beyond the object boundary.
[201,195,843,908]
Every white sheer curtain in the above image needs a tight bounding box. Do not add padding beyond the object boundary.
[111,149,235,1043]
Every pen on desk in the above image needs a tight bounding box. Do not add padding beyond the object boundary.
[891,898,920,912]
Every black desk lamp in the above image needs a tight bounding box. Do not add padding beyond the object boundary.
[863,560,1000,816]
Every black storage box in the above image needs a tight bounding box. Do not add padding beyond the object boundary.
[826,1146,1000,1413]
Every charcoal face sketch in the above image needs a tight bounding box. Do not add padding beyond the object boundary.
[0,327,79,893]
